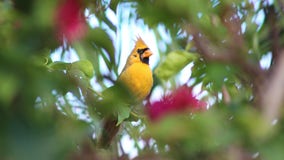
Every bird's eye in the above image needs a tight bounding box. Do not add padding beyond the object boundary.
[137,49,143,54]
[133,54,137,57]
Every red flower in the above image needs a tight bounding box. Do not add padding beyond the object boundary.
[147,86,206,122]
[55,0,86,43]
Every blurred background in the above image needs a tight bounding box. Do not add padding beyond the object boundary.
[1,0,284,159]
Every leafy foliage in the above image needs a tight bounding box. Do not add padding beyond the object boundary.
[1,0,284,160]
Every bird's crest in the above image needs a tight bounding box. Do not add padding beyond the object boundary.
[134,37,148,49]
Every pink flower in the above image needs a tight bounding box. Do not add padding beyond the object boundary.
[147,86,206,122]
[55,0,86,43]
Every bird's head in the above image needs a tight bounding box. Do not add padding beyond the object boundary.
[125,37,153,67]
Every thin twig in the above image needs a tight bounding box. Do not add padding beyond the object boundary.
[119,140,125,155]
[222,85,231,105]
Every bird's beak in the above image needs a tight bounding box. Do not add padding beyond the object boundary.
[141,50,153,58]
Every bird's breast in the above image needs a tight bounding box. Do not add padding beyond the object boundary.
[118,63,153,102]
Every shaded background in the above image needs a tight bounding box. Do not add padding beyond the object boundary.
[1,0,284,159]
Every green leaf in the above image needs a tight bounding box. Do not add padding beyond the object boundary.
[116,106,131,125]
[109,0,120,13]
[48,60,94,78]
[47,61,69,71]
[155,50,199,80]
[70,60,94,78]
[88,28,115,65]
[0,73,18,106]
[148,110,236,155]
[205,63,234,90]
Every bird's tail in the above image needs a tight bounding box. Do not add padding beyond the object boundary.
[98,117,120,148]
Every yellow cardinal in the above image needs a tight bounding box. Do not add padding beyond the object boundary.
[99,37,153,148]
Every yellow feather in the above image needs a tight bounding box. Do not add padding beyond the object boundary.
[118,37,153,102]
[99,37,153,148]
[135,37,148,49]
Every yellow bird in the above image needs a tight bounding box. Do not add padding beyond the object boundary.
[99,37,153,148]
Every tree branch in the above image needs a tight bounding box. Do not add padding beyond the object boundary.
[260,51,284,123]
